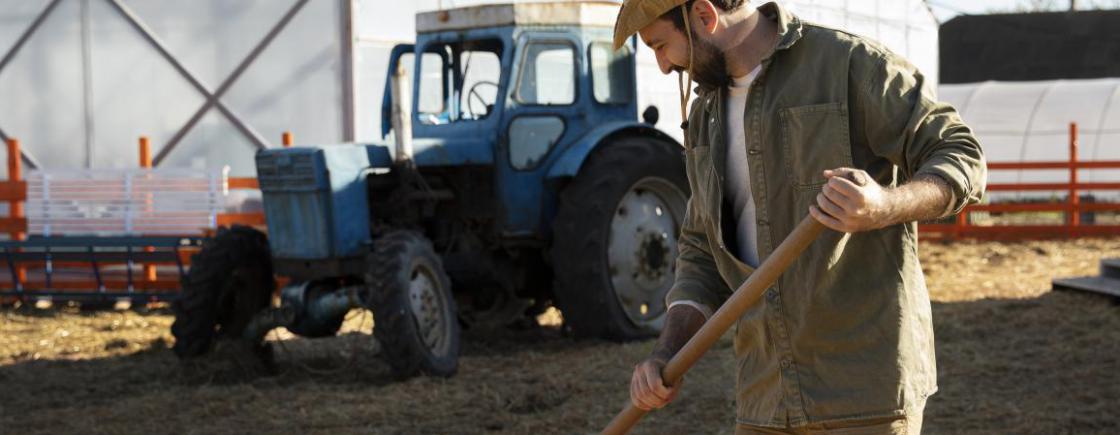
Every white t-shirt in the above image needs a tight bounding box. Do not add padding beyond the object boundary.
[725,66,762,268]
[669,66,762,320]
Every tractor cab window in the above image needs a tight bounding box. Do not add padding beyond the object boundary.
[417,39,503,125]
[590,43,633,104]
[416,51,447,117]
[515,41,576,105]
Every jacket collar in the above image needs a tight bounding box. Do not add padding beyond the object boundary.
[761,1,804,56]
[693,1,803,95]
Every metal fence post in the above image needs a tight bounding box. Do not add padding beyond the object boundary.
[6,138,26,285]
[139,137,157,283]
[1068,122,1079,237]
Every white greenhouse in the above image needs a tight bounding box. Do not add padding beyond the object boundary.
[940,79,1120,199]
[0,0,939,177]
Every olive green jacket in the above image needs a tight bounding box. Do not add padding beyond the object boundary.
[667,2,986,427]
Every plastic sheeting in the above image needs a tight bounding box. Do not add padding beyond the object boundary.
[0,0,86,175]
[2,0,938,176]
[354,0,938,145]
[941,79,1120,198]
[0,0,345,176]
[636,0,938,144]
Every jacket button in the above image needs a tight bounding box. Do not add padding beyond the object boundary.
[748,149,761,155]
[767,289,778,301]
[780,359,791,368]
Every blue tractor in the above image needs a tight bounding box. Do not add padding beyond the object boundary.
[170,2,688,377]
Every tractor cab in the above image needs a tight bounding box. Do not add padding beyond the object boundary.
[379,3,642,234]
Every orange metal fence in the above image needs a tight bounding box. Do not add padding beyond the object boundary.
[1,124,1114,301]
[920,123,1120,239]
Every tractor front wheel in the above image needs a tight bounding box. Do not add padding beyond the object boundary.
[171,225,276,359]
[366,231,460,378]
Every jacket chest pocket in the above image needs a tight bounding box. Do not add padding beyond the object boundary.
[684,146,718,221]
[778,102,854,189]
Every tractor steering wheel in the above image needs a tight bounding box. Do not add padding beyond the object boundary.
[466,81,499,120]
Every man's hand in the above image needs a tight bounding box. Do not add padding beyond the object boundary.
[630,358,682,411]
[809,167,895,233]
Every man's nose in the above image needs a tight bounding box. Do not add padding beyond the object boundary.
[656,53,672,75]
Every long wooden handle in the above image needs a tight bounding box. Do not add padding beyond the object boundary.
[602,216,826,435]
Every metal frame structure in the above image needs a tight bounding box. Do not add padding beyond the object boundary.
[0,0,61,170]
[0,0,359,170]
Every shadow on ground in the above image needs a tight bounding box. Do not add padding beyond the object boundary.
[1,290,1117,434]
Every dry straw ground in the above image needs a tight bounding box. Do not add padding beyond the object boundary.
[1,238,1118,434]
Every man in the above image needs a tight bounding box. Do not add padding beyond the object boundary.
[613,0,986,433]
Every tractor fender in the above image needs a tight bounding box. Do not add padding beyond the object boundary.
[545,121,679,181]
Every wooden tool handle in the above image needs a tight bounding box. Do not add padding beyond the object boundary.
[602,216,826,435]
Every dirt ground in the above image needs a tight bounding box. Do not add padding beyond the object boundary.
[1,238,1118,434]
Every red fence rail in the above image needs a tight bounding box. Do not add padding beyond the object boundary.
[920,123,1120,239]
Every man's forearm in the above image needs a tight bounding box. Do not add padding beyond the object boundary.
[650,304,708,362]
[885,173,955,225]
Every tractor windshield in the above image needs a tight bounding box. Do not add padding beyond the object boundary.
[416,38,503,125]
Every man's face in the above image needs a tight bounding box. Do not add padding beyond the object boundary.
[638,16,729,88]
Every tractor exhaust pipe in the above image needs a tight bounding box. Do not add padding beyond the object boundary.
[390,64,414,163]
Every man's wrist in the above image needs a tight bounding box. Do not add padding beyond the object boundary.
[878,187,903,228]
[649,349,673,364]
[883,174,955,225]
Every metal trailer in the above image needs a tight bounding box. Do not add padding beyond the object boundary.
[1053,258,1120,299]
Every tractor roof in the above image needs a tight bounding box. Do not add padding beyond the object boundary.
[417,1,621,34]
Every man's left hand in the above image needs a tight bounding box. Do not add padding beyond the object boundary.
[808,167,895,233]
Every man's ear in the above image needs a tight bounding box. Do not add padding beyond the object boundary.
[691,0,720,35]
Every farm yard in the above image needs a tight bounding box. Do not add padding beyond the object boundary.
[1,237,1118,435]
[3,1,1120,434]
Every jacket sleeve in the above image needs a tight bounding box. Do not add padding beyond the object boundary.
[853,48,987,214]
[665,194,728,314]
[665,96,733,314]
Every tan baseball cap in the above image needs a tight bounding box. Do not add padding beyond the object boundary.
[613,0,691,50]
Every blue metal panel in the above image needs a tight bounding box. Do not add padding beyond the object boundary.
[322,146,373,257]
[491,30,583,235]
[412,137,494,166]
[259,148,332,259]
[257,145,371,260]
[493,28,643,235]
[367,144,392,167]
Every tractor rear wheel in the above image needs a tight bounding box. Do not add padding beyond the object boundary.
[551,136,689,340]
[366,231,460,378]
[171,225,276,359]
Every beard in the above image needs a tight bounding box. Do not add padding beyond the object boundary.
[686,29,730,88]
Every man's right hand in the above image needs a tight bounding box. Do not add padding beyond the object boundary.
[630,358,682,410]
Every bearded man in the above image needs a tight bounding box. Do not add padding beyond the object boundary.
[613,1,987,433]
